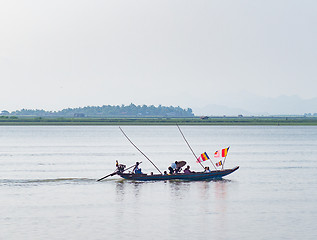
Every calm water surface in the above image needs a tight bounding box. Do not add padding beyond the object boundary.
[1,126,316,240]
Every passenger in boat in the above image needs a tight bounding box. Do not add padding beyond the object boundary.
[133,162,142,174]
[164,171,168,175]
[171,161,177,171]
[116,160,126,173]
[168,166,174,174]
[171,161,182,173]
[183,165,192,174]
[204,166,211,173]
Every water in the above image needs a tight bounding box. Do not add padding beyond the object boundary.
[1,126,317,240]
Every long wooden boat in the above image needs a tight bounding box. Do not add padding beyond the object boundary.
[117,166,239,181]
[97,127,239,182]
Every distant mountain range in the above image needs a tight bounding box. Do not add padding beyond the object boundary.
[194,95,317,116]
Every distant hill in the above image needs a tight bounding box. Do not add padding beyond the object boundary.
[194,95,317,116]
[3,104,194,118]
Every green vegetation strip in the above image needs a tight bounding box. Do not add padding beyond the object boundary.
[1,117,317,125]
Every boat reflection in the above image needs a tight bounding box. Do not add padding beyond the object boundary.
[115,180,146,200]
[168,181,191,200]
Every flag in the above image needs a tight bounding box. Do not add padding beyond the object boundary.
[221,147,229,157]
[197,152,210,163]
[201,152,210,161]
[216,161,222,167]
[214,147,230,158]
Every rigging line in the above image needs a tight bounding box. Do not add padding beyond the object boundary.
[208,158,217,171]
[176,124,205,170]
[119,127,162,174]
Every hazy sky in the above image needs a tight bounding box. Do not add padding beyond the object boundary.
[1,0,316,112]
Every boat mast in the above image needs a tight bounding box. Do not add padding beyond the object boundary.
[176,124,205,170]
[119,127,162,174]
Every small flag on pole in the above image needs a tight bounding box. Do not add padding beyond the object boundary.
[197,152,210,163]
[216,161,222,167]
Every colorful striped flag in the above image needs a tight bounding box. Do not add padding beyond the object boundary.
[216,161,222,167]
[222,147,229,157]
[214,147,230,158]
[197,152,210,163]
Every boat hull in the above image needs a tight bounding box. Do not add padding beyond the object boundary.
[117,166,239,181]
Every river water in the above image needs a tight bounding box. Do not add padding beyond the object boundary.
[1,126,316,240]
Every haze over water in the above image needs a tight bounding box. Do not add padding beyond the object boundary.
[1,126,317,240]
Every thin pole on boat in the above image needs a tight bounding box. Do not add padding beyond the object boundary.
[176,124,205,170]
[208,159,217,170]
[119,127,162,174]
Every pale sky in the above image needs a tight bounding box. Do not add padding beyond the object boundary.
[1,0,316,113]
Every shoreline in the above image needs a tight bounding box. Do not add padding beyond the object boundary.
[1,117,317,126]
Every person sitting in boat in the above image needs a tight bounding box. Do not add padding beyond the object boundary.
[133,162,142,174]
[204,166,211,173]
[116,160,126,173]
[183,165,192,174]
[168,166,174,174]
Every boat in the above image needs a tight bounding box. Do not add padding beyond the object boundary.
[117,166,239,181]
[97,126,239,182]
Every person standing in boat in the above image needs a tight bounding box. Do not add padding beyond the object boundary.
[171,161,177,171]
[168,161,177,174]
[133,162,142,174]
[171,161,182,173]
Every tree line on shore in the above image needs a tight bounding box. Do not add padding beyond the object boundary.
[1,104,194,118]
